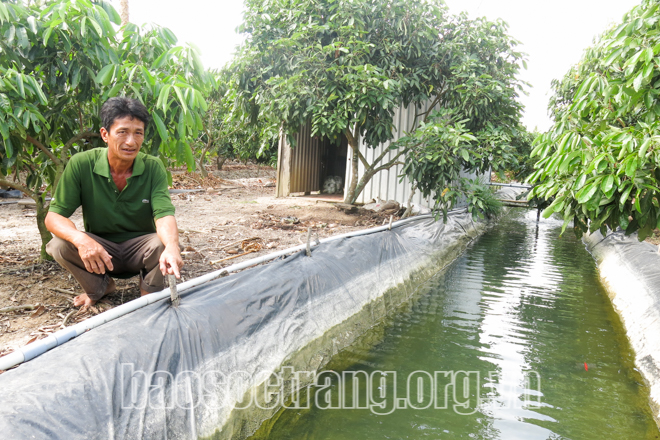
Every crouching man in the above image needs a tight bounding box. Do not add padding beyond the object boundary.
[45,97,183,308]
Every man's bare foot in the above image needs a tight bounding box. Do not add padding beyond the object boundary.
[73,279,115,308]
[73,293,95,308]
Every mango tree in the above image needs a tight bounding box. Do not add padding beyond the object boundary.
[0,0,208,259]
[233,0,525,205]
[529,0,660,242]
[394,14,527,220]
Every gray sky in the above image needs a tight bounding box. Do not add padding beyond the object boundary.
[116,0,642,132]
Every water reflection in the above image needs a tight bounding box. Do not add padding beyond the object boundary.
[249,210,657,440]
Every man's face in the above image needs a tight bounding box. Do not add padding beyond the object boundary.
[100,116,145,164]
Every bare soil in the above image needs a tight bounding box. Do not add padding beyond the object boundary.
[0,162,400,361]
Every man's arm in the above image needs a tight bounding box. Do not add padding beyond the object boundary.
[155,215,183,279]
[45,211,114,274]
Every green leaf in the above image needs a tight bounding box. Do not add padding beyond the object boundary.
[95,64,115,86]
[16,74,25,99]
[98,0,121,25]
[153,50,171,70]
[177,111,186,139]
[183,142,195,171]
[104,83,122,99]
[157,85,172,113]
[0,121,9,140]
[26,76,47,105]
[633,71,644,91]
[639,138,651,158]
[620,184,634,207]
[4,137,13,158]
[573,174,587,191]
[0,3,9,22]
[5,24,15,43]
[460,149,469,161]
[16,26,29,50]
[577,183,598,204]
[42,26,53,46]
[152,112,169,143]
[545,195,566,214]
[0,94,10,112]
[26,16,38,34]
[600,175,614,195]
[625,157,638,177]
[645,47,654,63]
[87,17,103,37]
[173,86,188,114]
[139,66,155,87]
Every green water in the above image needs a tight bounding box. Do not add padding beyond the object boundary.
[250,210,659,440]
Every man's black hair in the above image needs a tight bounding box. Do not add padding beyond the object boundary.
[100,97,151,132]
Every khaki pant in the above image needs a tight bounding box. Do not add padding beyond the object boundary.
[46,233,166,301]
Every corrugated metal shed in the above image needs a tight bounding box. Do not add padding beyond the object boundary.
[276,124,323,197]
[277,102,484,208]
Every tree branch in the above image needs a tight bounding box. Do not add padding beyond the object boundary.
[25,135,59,165]
[368,142,401,171]
[402,185,417,219]
[372,149,406,174]
[62,131,101,158]
[412,90,444,131]
[421,94,443,124]
[0,177,35,198]
[345,126,357,148]
[373,160,404,174]
[355,148,369,169]
[77,92,84,133]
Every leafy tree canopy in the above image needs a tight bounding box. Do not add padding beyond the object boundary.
[529,0,660,240]
[393,14,527,219]
[233,0,526,207]
[195,68,278,177]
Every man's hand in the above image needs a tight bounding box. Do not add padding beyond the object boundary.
[159,244,182,279]
[155,215,183,279]
[46,211,114,274]
[76,235,114,274]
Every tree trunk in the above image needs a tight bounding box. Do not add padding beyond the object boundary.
[197,155,208,178]
[401,186,417,219]
[344,141,360,204]
[216,155,227,170]
[348,168,375,205]
[120,0,129,26]
[342,126,405,205]
[35,196,53,261]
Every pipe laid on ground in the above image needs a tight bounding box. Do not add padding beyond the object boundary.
[486,182,533,189]
[0,212,454,371]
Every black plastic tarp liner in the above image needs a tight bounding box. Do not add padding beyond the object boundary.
[0,213,480,440]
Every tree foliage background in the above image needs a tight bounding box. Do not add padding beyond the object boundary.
[194,68,278,178]
[529,0,660,240]
[232,0,527,209]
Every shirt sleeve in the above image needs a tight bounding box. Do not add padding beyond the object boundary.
[48,154,82,218]
[150,160,176,220]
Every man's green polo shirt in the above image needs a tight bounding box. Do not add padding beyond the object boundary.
[49,147,175,243]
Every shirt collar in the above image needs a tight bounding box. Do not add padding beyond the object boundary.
[93,148,145,178]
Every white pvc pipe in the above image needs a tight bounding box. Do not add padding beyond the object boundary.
[0,212,459,371]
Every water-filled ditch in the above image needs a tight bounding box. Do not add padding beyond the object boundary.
[249,210,658,439]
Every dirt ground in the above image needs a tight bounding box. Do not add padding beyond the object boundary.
[0,162,401,361]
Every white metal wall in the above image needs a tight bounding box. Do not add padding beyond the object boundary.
[345,103,480,208]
